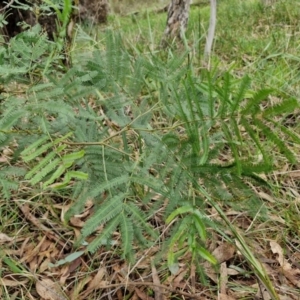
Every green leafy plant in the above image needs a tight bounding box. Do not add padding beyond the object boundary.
[1,28,299,299]
[0,25,60,83]
[21,133,87,189]
[0,0,73,81]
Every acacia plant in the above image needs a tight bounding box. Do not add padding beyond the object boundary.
[1,26,299,298]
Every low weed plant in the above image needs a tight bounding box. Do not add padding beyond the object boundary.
[0,0,299,298]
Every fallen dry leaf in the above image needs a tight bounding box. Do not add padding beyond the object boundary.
[258,192,276,203]
[173,268,188,287]
[270,241,285,266]
[270,241,300,288]
[282,268,300,288]
[131,291,140,300]
[226,267,239,276]
[151,261,165,300]
[0,233,13,244]
[212,243,235,263]
[79,267,107,298]
[36,278,67,300]
[0,156,9,163]
[190,263,196,292]
[204,243,235,283]
[69,217,85,228]
[220,262,228,294]
[0,278,29,287]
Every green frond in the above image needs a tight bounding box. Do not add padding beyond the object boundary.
[128,57,146,97]
[0,109,24,130]
[168,217,190,249]
[88,175,129,199]
[130,176,168,198]
[192,210,207,241]
[87,216,121,253]
[120,212,134,261]
[2,24,298,292]
[81,193,125,239]
[22,133,86,188]
[240,118,271,164]
[195,82,218,118]
[144,51,188,84]
[216,72,231,117]
[29,158,61,185]
[197,247,218,265]
[64,183,90,221]
[221,121,242,175]
[0,166,26,199]
[62,150,85,167]
[273,121,300,144]
[0,178,19,199]
[240,161,273,174]
[22,141,57,162]
[255,118,296,163]
[53,133,74,144]
[24,151,57,180]
[42,164,66,187]
[21,136,49,158]
[166,205,194,224]
[161,133,181,150]
[262,97,298,118]
[231,75,251,115]
[124,203,158,239]
[133,224,153,248]
[229,117,243,146]
[241,89,273,116]
[29,82,55,93]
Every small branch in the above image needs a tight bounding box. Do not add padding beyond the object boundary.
[0,0,15,12]
[64,140,134,157]
[63,103,160,151]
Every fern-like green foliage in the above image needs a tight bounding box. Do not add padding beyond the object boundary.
[0,0,72,83]
[68,38,298,265]
[1,27,299,278]
[0,166,26,199]
[21,133,87,188]
[0,25,63,83]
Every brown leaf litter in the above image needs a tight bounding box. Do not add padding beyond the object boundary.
[0,192,300,300]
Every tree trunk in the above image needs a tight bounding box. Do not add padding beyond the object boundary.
[204,0,217,57]
[161,0,191,46]
[77,0,109,24]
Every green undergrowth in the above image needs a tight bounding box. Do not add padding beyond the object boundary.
[110,0,170,15]
[104,0,300,98]
[0,0,300,298]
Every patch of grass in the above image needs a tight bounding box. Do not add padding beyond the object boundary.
[110,0,169,15]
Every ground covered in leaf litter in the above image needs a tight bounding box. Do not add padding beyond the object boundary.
[0,97,300,300]
[1,171,300,300]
